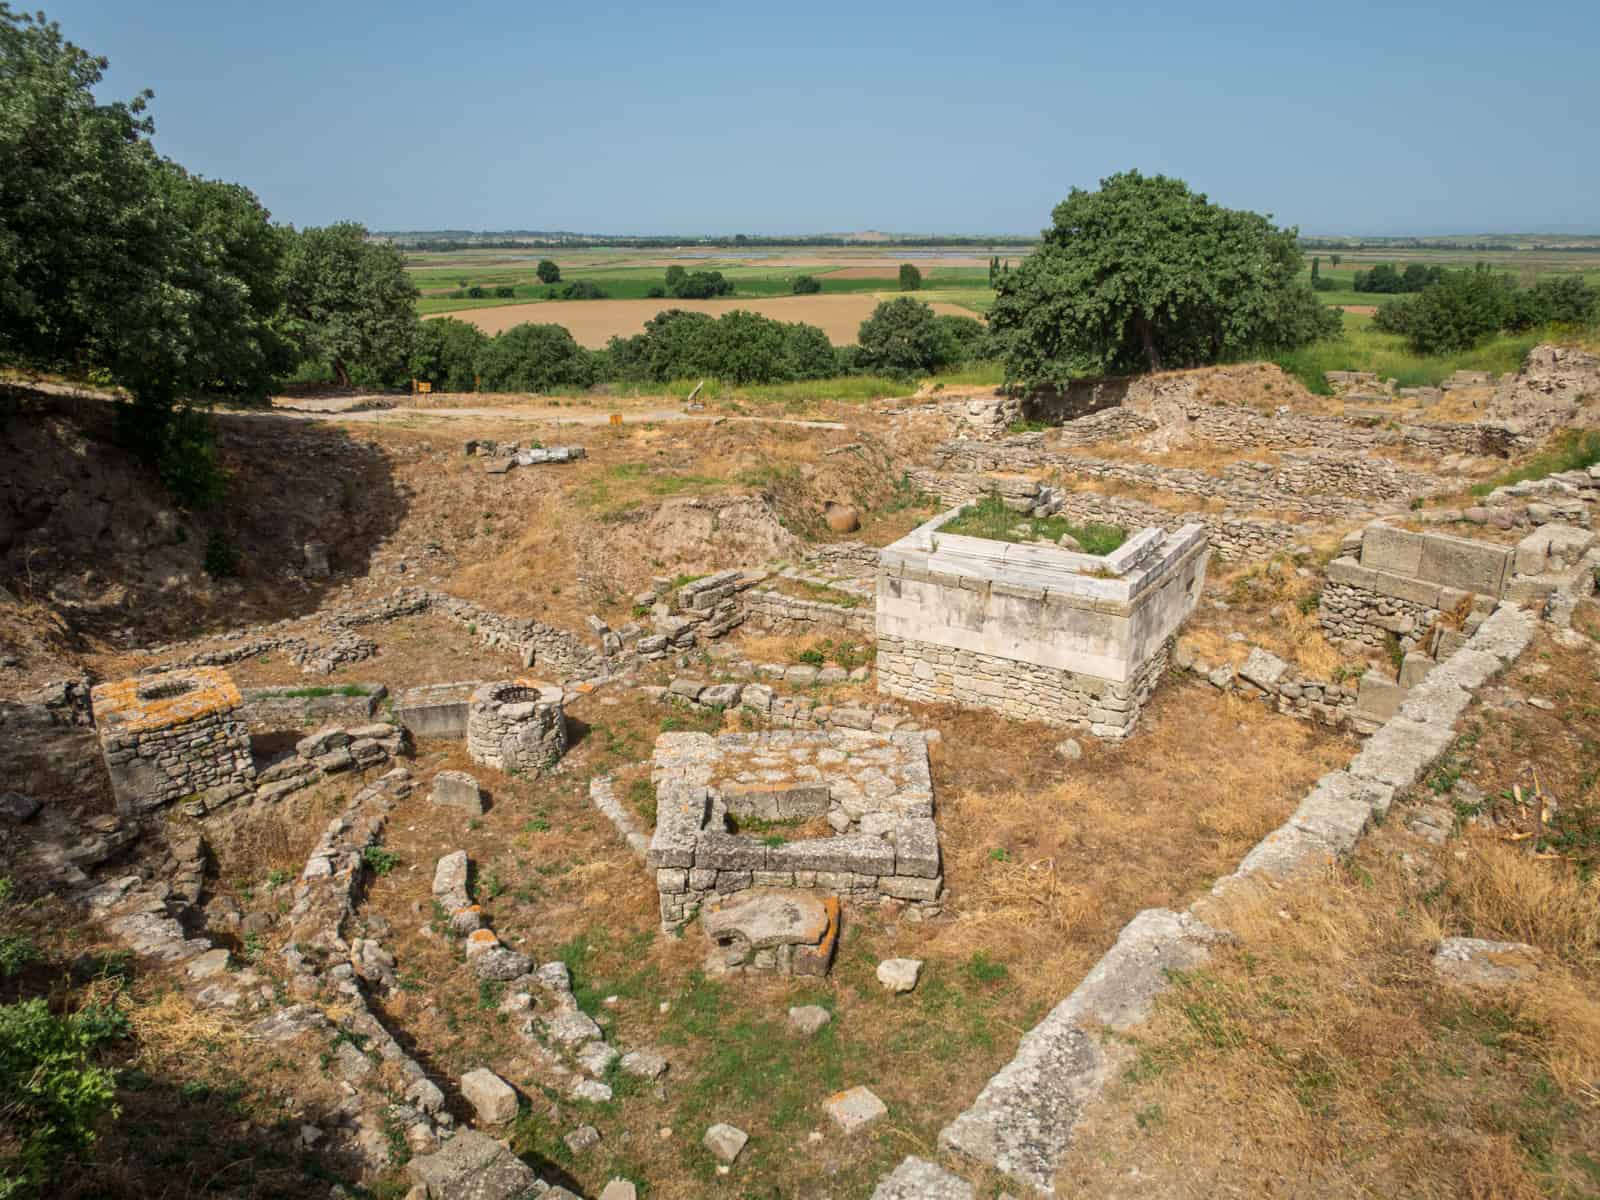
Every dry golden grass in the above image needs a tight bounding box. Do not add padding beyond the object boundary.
[912,685,1353,1008]
[1056,824,1600,1198]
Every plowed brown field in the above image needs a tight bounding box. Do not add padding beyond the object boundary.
[430,294,982,345]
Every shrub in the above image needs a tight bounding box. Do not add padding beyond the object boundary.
[1370,297,1414,336]
[1508,275,1599,330]
[782,321,840,379]
[535,259,561,284]
[898,262,922,291]
[857,297,959,373]
[493,285,514,299]
[409,316,488,391]
[934,314,990,363]
[362,845,399,876]
[792,274,821,295]
[476,323,596,392]
[669,270,733,300]
[203,530,240,578]
[1404,267,1514,354]
[0,998,122,1192]
[554,279,606,300]
[466,285,487,299]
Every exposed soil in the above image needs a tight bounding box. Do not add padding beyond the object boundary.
[432,294,984,345]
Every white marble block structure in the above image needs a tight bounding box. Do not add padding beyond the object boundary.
[874,508,1208,738]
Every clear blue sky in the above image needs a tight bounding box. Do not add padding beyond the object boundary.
[43,0,1600,236]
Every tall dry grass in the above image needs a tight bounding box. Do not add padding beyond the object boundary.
[1055,826,1600,1197]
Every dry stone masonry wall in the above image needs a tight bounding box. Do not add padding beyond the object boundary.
[466,681,568,775]
[648,729,942,930]
[91,669,255,817]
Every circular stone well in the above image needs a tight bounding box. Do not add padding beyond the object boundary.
[466,680,567,775]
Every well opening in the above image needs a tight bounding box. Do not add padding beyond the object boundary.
[137,678,199,703]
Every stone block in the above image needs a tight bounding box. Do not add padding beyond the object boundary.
[1416,532,1510,597]
[703,1123,748,1164]
[768,834,894,877]
[407,1129,541,1200]
[876,957,922,993]
[1353,674,1406,727]
[1360,525,1424,576]
[825,1085,887,1133]
[891,818,940,878]
[1398,652,1434,689]
[431,770,484,814]
[459,1068,518,1125]
[1238,648,1289,691]
[871,1157,976,1200]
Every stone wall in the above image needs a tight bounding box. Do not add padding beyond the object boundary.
[651,676,921,735]
[466,681,567,775]
[929,440,1441,513]
[237,684,387,731]
[648,730,942,931]
[875,512,1207,738]
[740,588,875,638]
[1320,525,1507,652]
[91,670,256,817]
[1174,644,1359,729]
[878,634,1170,738]
[0,679,107,805]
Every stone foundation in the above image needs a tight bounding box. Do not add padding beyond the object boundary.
[648,730,941,931]
[466,680,567,775]
[875,509,1207,738]
[878,634,1170,737]
[91,669,255,817]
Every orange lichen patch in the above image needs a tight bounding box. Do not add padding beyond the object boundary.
[90,667,241,734]
[818,894,841,958]
[465,928,499,949]
[455,905,482,919]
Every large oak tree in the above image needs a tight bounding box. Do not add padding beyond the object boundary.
[990,171,1339,387]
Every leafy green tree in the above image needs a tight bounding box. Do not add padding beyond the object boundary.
[409,317,487,391]
[670,270,733,299]
[281,222,418,388]
[935,314,991,363]
[782,321,839,379]
[698,309,790,384]
[664,265,687,294]
[898,263,922,291]
[475,322,594,392]
[1402,266,1513,354]
[792,274,822,295]
[1509,275,1599,329]
[553,279,606,300]
[857,297,959,373]
[989,171,1337,384]
[640,309,716,380]
[536,259,561,284]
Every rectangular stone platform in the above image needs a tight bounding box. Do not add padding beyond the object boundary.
[875,508,1208,737]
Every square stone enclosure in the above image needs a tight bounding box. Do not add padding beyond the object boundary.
[647,729,941,931]
[91,668,256,816]
[875,508,1209,737]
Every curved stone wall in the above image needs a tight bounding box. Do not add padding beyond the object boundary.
[465,680,567,775]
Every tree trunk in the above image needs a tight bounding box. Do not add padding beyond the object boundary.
[1136,318,1162,372]
[332,357,351,389]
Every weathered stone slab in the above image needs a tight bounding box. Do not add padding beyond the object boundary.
[1361,525,1425,576]
[1433,937,1539,988]
[407,1129,542,1200]
[825,1085,887,1133]
[1416,532,1510,596]
[460,1068,518,1125]
[870,1157,976,1200]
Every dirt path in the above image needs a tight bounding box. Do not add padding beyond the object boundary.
[259,401,850,431]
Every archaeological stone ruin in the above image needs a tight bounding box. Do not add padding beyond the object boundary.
[875,507,1208,736]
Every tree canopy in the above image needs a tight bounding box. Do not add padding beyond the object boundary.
[989,171,1339,386]
[857,298,959,374]
[280,222,417,388]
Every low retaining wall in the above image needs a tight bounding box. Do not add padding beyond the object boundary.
[740,588,875,638]
[1321,525,1505,652]
[466,681,567,775]
[238,683,387,731]
[648,730,942,931]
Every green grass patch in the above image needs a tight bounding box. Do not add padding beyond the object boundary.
[255,684,373,699]
[1470,429,1600,497]
[1272,312,1544,393]
[941,494,1126,554]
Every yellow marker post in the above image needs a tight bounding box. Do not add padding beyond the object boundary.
[416,381,433,395]
[609,413,623,426]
